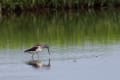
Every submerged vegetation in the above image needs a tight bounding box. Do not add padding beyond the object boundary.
[0,9,120,48]
[0,0,120,14]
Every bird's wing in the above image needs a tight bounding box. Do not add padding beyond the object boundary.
[24,46,38,52]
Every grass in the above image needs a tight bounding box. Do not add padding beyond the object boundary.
[0,0,120,13]
[0,9,120,48]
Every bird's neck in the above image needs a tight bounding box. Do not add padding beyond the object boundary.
[37,46,41,48]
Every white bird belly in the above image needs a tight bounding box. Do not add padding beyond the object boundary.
[36,48,42,52]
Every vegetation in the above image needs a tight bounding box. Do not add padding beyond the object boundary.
[0,0,120,13]
[0,9,120,49]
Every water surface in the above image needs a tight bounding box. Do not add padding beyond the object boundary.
[0,10,120,80]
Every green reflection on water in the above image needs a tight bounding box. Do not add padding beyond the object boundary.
[0,10,120,48]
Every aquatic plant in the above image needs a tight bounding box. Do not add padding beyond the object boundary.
[0,0,120,12]
[0,9,120,48]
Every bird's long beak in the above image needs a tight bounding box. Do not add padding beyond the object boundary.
[47,47,50,55]
[43,45,51,55]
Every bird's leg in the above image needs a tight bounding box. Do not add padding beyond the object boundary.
[36,52,39,60]
[32,53,35,60]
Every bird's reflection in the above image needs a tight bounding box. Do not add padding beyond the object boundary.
[26,58,51,69]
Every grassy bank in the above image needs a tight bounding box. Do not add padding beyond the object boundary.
[0,10,120,48]
[0,0,120,14]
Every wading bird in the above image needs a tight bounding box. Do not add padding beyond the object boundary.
[24,44,50,59]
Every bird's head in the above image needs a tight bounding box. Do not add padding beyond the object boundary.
[43,45,50,55]
[36,44,50,55]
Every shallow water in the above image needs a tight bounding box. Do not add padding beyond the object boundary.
[0,10,120,80]
[0,43,120,80]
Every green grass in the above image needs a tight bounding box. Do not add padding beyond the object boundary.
[0,0,120,10]
[0,9,120,49]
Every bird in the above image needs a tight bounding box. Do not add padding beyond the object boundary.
[24,44,50,60]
